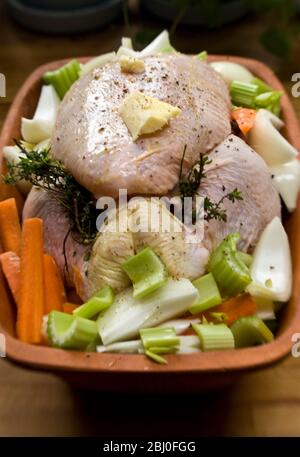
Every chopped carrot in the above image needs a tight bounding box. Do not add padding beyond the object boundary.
[0,198,22,255]
[17,218,44,344]
[0,251,21,306]
[0,264,16,335]
[232,108,256,135]
[63,302,79,314]
[206,293,257,326]
[43,254,66,314]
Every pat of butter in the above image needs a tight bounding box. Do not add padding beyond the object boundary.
[120,91,181,140]
[119,56,145,74]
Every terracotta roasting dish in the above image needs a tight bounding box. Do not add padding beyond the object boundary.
[0,56,299,392]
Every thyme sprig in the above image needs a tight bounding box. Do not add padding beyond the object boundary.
[178,147,243,223]
[3,141,99,245]
[204,188,243,222]
[179,145,212,199]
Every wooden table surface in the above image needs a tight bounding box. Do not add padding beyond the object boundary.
[1,2,300,437]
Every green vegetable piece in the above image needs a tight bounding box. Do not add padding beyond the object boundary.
[208,233,251,297]
[145,350,167,364]
[140,327,179,351]
[73,286,114,319]
[47,311,98,350]
[197,51,208,61]
[255,90,282,115]
[230,80,258,108]
[251,77,272,94]
[147,346,178,354]
[192,323,235,351]
[43,59,81,99]
[190,273,222,314]
[230,316,274,348]
[236,251,253,268]
[122,247,167,299]
[140,327,180,364]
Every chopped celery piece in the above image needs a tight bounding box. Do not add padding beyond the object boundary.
[190,273,222,314]
[122,247,167,299]
[230,316,274,348]
[141,327,179,364]
[208,233,251,297]
[73,286,114,319]
[140,327,179,351]
[236,251,252,267]
[255,91,282,115]
[43,59,81,99]
[251,77,272,94]
[197,51,208,61]
[47,311,98,350]
[230,80,258,108]
[147,346,178,354]
[192,323,234,351]
[145,350,167,364]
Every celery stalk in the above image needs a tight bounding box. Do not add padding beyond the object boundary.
[47,311,98,350]
[192,323,235,351]
[255,91,282,115]
[251,77,272,94]
[208,233,251,297]
[190,273,222,314]
[230,80,258,108]
[43,59,81,99]
[140,327,179,350]
[73,286,114,319]
[122,247,167,299]
[145,350,167,364]
[230,316,274,348]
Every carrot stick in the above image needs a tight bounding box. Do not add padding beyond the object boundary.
[43,254,66,313]
[232,108,256,135]
[0,198,22,255]
[0,251,21,306]
[206,293,257,326]
[63,302,79,314]
[0,264,16,335]
[17,218,44,344]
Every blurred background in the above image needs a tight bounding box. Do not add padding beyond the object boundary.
[1,0,300,438]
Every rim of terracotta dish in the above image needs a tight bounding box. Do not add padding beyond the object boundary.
[1,55,300,374]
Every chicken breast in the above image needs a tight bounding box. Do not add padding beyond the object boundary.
[200,134,281,251]
[51,54,231,198]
